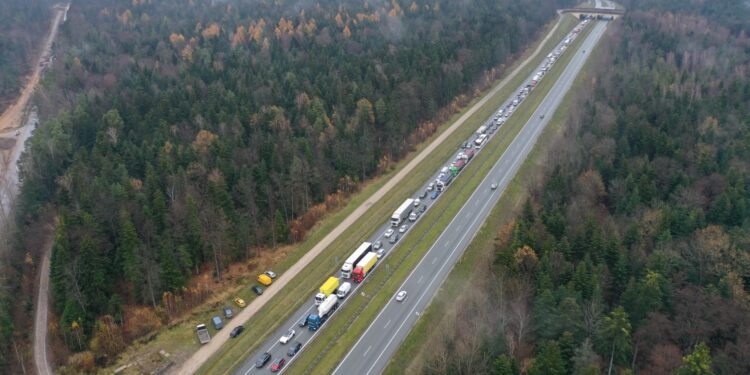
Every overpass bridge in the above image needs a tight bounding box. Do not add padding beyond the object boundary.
[562,7,625,20]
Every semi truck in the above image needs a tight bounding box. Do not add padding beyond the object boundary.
[196,324,211,344]
[436,173,453,191]
[315,276,340,305]
[352,252,378,283]
[391,198,414,227]
[307,294,340,331]
[341,242,372,279]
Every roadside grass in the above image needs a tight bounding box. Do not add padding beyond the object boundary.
[109,14,579,375]
[384,22,603,375]
[283,18,595,375]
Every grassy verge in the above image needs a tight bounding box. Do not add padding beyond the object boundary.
[108,14,579,375]
[283,19,595,375]
[384,23,603,375]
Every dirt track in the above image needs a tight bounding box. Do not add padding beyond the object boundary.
[173,13,566,375]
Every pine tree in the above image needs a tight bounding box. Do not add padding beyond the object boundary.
[529,340,566,375]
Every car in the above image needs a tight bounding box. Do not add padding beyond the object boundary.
[420,205,427,213]
[582,49,586,53]
[409,212,418,222]
[539,114,545,119]
[280,329,295,344]
[264,271,277,279]
[396,290,407,302]
[384,228,395,238]
[427,182,435,191]
[223,306,233,319]
[288,341,303,356]
[270,357,286,372]
[212,316,224,330]
[373,240,383,250]
[431,190,440,199]
[229,325,245,338]
[491,182,498,190]
[255,352,272,368]
[389,233,400,244]
[252,285,264,295]
[413,198,421,207]
[463,141,471,149]
[298,314,309,327]
[376,248,385,258]
[233,297,246,308]
[399,224,408,233]
[419,190,428,199]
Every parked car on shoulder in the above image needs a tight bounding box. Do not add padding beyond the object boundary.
[264,270,277,279]
[252,285,264,295]
[233,297,246,308]
[223,306,233,319]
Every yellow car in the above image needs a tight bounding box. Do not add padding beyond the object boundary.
[233,297,247,308]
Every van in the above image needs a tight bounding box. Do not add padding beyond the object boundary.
[212,316,224,330]
[336,282,352,299]
[257,274,273,286]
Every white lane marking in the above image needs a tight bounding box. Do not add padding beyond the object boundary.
[384,319,392,328]
[417,275,424,284]
[432,258,437,265]
[363,345,372,357]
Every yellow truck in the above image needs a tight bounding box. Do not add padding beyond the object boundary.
[257,274,273,286]
[315,276,340,305]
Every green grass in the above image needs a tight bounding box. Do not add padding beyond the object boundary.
[282,18,595,375]
[384,23,603,375]
[104,14,578,375]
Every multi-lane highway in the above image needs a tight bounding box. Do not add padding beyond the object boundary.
[333,20,609,375]
[228,17,603,375]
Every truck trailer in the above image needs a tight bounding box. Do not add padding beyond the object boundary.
[391,198,414,227]
[315,276,340,305]
[341,242,372,279]
[352,252,378,283]
[307,294,340,331]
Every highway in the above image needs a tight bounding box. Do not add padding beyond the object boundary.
[228,17,602,375]
[333,20,608,375]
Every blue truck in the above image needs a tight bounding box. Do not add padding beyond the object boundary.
[307,294,340,331]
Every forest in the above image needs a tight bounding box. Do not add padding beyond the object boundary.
[1,0,577,370]
[0,0,54,104]
[416,0,750,374]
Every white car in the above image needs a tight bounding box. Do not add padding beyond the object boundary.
[280,329,295,344]
[264,271,277,279]
[396,291,407,302]
[413,198,421,207]
[399,224,408,233]
[384,228,395,238]
[491,182,498,190]
[376,249,385,258]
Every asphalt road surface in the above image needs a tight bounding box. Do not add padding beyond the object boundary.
[230,18,603,375]
[333,20,609,375]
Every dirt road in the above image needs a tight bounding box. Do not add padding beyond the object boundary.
[34,240,54,375]
[0,4,65,132]
[173,14,566,375]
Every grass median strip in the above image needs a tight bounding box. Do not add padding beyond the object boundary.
[146,14,579,375]
[284,18,594,375]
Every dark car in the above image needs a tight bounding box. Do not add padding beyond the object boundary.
[255,352,272,368]
[389,233,400,244]
[229,325,244,338]
[420,205,427,213]
[287,341,303,357]
[252,285,264,295]
[223,306,233,319]
[270,357,286,372]
[419,190,428,199]
[298,314,310,327]
[463,141,471,149]
[431,190,440,199]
